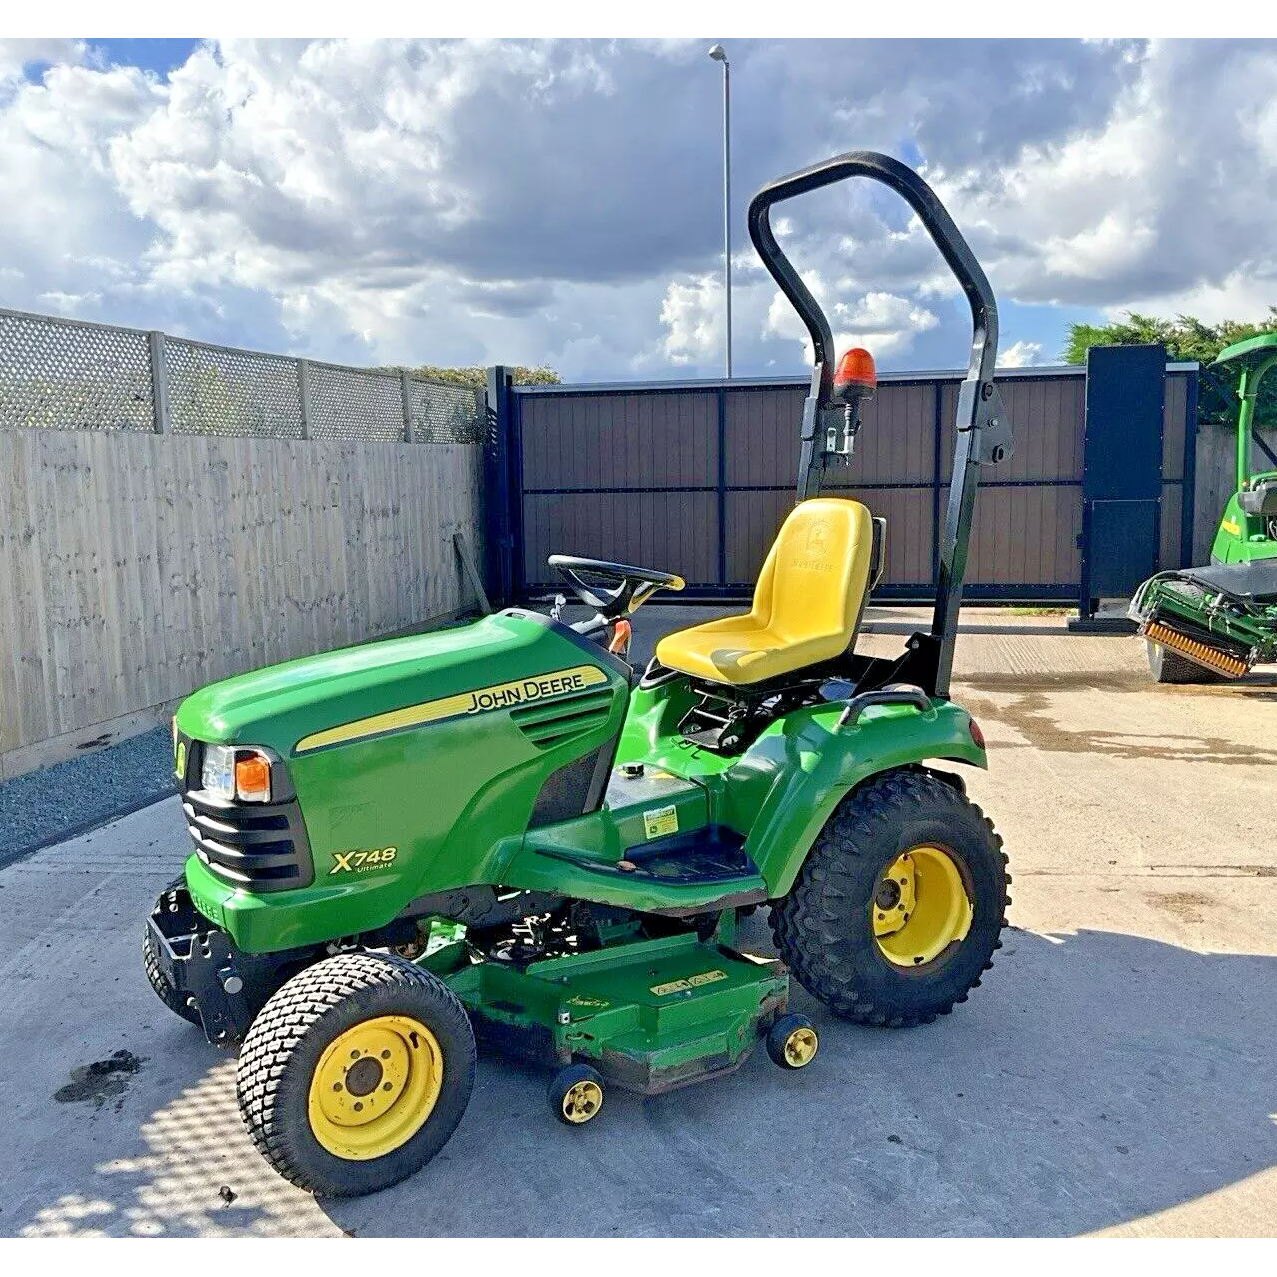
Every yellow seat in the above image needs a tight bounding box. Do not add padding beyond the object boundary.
[656,498,873,686]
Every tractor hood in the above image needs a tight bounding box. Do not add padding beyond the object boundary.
[174,609,611,758]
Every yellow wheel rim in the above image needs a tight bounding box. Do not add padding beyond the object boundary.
[307,1015,443,1161]
[561,1079,603,1124]
[783,1026,818,1067]
[872,845,973,969]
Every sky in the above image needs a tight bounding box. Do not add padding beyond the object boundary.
[1,37,1276,382]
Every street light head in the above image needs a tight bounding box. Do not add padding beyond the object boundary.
[708,44,727,62]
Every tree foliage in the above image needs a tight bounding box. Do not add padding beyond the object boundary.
[1064,309,1277,424]
[388,364,561,388]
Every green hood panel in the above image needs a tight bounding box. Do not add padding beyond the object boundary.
[175,610,632,950]
[178,612,564,754]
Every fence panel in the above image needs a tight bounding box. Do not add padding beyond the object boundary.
[0,305,490,779]
[0,309,154,433]
[166,337,305,438]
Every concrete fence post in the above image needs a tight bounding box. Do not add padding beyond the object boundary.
[401,370,415,443]
[148,330,170,434]
[297,359,311,439]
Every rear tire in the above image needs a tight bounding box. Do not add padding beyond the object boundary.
[237,952,475,1197]
[1146,639,1222,684]
[771,769,1009,1028]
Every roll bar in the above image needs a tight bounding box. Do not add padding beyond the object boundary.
[747,151,1014,697]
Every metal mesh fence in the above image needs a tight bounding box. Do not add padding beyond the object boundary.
[308,364,404,443]
[409,378,485,444]
[167,338,304,438]
[0,309,154,432]
[0,305,486,445]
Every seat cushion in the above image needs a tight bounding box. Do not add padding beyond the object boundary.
[656,498,873,686]
[1181,557,1277,604]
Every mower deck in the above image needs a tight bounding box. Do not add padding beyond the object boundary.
[444,931,789,1095]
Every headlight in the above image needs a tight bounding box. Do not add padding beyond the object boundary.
[201,744,272,803]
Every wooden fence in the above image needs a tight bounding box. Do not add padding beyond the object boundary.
[0,429,485,779]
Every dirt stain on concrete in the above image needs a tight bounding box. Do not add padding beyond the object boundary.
[54,1049,145,1110]
[961,683,1277,766]
[1147,891,1213,924]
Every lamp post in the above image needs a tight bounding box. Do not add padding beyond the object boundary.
[708,43,732,379]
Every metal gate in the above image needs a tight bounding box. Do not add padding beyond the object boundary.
[494,358,1197,607]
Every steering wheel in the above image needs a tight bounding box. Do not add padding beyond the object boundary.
[547,554,686,620]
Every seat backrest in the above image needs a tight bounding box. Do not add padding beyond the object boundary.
[751,498,873,646]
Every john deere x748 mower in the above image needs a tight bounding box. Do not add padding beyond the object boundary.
[145,152,1014,1197]
[1130,333,1277,682]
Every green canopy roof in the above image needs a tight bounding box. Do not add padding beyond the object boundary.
[1211,332,1277,368]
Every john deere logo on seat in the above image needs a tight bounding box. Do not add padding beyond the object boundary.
[794,519,832,572]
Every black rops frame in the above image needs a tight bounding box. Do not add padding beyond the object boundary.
[746,151,1014,699]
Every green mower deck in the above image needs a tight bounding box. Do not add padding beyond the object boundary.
[442,928,788,1094]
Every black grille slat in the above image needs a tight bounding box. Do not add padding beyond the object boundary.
[182,802,292,845]
[510,688,614,750]
[186,827,300,868]
[179,746,313,893]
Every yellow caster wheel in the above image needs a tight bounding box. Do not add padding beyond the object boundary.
[767,1013,819,1069]
[549,1063,605,1125]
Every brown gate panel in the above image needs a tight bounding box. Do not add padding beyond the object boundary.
[512,364,1194,603]
[519,391,717,491]
[522,491,718,588]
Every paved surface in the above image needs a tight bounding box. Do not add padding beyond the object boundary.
[3,608,1276,1237]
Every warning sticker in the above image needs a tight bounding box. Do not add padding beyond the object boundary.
[650,970,728,997]
[643,804,679,839]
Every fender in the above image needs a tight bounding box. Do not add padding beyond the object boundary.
[730,699,986,898]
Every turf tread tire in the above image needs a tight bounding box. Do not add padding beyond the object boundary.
[771,769,1009,1029]
[236,951,475,1198]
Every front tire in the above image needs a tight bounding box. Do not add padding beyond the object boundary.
[236,952,475,1197]
[771,770,1009,1028]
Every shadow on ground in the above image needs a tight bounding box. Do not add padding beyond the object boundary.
[14,923,1277,1238]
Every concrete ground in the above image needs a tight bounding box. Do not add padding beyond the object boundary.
[3,606,1276,1237]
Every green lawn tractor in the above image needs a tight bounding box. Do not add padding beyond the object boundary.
[144,152,1015,1198]
[1130,333,1277,682]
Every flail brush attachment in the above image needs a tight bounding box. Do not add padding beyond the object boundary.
[1141,620,1250,679]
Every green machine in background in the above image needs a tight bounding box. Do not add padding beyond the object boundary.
[1130,333,1277,682]
[144,152,1015,1198]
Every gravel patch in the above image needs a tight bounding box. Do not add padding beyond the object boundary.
[0,725,175,868]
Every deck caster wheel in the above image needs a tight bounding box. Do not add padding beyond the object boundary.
[549,1064,605,1126]
[767,1013,819,1069]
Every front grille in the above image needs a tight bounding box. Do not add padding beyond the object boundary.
[178,738,313,893]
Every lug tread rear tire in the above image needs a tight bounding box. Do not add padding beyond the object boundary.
[771,769,1009,1028]
[236,951,475,1198]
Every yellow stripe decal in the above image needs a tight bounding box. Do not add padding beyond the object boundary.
[1221,519,1241,535]
[295,664,609,754]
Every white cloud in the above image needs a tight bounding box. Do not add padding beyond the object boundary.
[658,274,723,366]
[0,38,1274,381]
[1000,340,1044,367]
[0,39,84,87]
